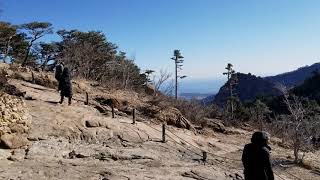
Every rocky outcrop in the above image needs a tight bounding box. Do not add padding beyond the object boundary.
[214,73,281,106]
[1,133,29,149]
[203,118,226,133]
[0,93,31,148]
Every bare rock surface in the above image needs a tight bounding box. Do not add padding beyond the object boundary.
[0,79,318,180]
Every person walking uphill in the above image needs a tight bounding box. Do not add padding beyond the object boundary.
[55,62,64,91]
[59,67,73,105]
[242,131,274,180]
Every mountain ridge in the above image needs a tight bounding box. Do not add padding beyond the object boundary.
[207,62,320,106]
[265,62,320,87]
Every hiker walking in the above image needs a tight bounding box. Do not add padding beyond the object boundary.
[242,131,274,180]
[55,62,64,91]
[59,67,72,105]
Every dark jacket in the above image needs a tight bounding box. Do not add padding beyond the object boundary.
[55,64,63,81]
[60,68,73,97]
[55,64,64,91]
[242,132,274,180]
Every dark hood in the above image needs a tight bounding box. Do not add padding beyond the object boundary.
[251,131,271,150]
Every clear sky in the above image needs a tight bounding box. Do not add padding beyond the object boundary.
[1,0,320,93]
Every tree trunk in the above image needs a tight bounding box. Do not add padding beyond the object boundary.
[294,132,300,163]
[259,119,263,131]
[175,57,178,99]
[294,144,299,163]
[3,38,12,63]
[41,56,49,71]
[22,45,32,67]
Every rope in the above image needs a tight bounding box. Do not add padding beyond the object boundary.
[166,128,241,162]
[281,169,303,180]
[160,125,296,180]
[164,128,244,174]
[94,106,302,180]
[273,171,287,180]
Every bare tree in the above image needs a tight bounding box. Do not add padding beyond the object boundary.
[276,86,320,163]
[151,69,173,96]
[0,22,17,63]
[153,69,172,91]
[249,99,271,131]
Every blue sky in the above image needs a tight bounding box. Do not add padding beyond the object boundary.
[1,0,320,93]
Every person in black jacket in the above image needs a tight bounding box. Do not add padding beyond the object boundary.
[55,62,64,91]
[59,67,72,105]
[242,131,274,180]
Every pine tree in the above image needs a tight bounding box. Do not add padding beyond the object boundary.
[223,63,238,119]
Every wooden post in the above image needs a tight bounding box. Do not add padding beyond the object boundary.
[85,92,89,105]
[31,72,35,84]
[162,124,166,143]
[202,151,207,162]
[111,104,115,118]
[132,109,136,124]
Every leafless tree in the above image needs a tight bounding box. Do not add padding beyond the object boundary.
[249,99,271,131]
[275,86,320,163]
[153,69,172,92]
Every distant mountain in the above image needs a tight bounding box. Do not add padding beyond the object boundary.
[202,94,216,105]
[213,73,281,106]
[180,93,214,100]
[265,63,320,87]
[291,71,320,103]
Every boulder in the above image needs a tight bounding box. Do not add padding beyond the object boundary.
[156,107,195,131]
[118,106,133,115]
[204,118,226,133]
[1,133,29,149]
[95,97,124,109]
[85,120,99,128]
[7,149,25,161]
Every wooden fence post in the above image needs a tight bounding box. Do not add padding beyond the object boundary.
[85,92,89,105]
[202,151,207,162]
[162,124,166,143]
[111,104,115,118]
[31,72,35,84]
[132,109,136,124]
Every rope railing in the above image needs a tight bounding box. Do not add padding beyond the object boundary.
[142,122,298,180]
[88,100,303,180]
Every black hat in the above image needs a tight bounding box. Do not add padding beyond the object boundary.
[251,131,270,145]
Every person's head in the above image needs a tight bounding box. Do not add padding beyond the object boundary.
[251,131,270,147]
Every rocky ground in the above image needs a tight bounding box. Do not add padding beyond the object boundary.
[0,77,319,179]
